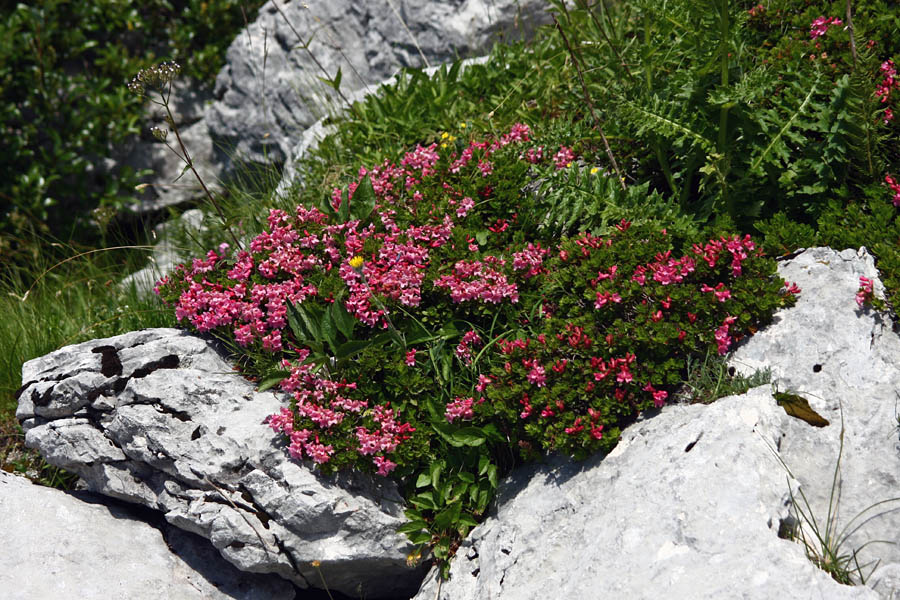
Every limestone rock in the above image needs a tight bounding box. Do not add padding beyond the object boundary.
[208,0,551,166]
[17,328,422,598]
[121,209,207,295]
[126,0,550,214]
[413,247,900,599]
[0,470,295,600]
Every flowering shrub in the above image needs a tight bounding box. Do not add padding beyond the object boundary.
[809,16,843,40]
[157,123,796,573]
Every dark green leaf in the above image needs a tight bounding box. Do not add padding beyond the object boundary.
[257,370,290,392]
[350,175,377,222]
[330,300,356,340]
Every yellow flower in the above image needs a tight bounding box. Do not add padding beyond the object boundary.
[441,143,448,149]
[349,256,364,269]
[459,122,467,129]
[448,135,457,142]
[590,167,600,175]
[311,560,321,568]
[440,131,449,140]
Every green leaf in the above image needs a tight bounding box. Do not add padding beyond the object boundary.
[330,300,356,340]
[350,176,377,222]
[487,464,498,488]
[286,300,321,342]
[320,306,338,352]
[415,472,432,488]
[430,460,444,490]
[478,455,490,476]
[257,370,291,392]
[339,188,351,222]
[412,491,437,510]
[334,339,370,360]
[458,513,478,527]
[431,423,485,447]
[432,502,462,531]
[397,520,429,534]
[431,422,468,447]
[407,531,432,545]
[456,471,475,484]
[286,300,311,341]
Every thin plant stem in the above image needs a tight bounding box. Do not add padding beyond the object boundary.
[580,0,635,83]
[845,0,858,67]
[384,0,430,69]
[159,97,243,250]
[552,14,626,189]
[23,245,154,300]
[271,1,357,115]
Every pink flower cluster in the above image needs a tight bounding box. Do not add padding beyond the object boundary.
[876,60,899,123]
[447,123,532,175]
[512,243,549,278]
[810,16,842,40]
[445,396,476,422]
[456,330,483,366]
[885,174,900,206]
[433,257,520,304]
[856,276,875,307]
[553,146,576,170]
[714,315,737,354]
[692,234,757,277]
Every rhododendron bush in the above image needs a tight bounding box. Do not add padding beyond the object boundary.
[156,123,796,570]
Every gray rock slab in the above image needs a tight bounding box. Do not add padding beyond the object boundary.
[0,470,295,600]
[414,247,900,599]
[17,328,423,598]
[124,0,550,214]
[731,246,900,596]
[208,0,551,165]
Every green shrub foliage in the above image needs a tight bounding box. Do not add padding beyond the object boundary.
[157,123,796,574]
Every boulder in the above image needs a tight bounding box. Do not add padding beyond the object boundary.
[0,470,295,600]
[413,247,900,600]
[208,0,551,166]
[127,0,551,214]
[121,208,207,295]
[16,328,423,598]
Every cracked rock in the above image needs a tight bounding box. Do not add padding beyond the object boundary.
[0,471,295,600]
[413,248,900,600]
[18,328,423,598]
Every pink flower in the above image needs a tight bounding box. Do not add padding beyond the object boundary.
[714,315,737,355]
[553,146,576,170]
[475,374,493,392]
[526,365,547,387]
[856,276,875,307]
[446,397,475,422]
[405,349,417,367]
[783,281,802,295]
[886,174,900,207]
[457,196,475,218]
[373,455,397,476]
[810,16,842,39]
[564,417,585,435]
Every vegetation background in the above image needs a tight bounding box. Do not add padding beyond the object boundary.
[2,0,899,583]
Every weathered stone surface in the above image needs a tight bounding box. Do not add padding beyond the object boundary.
[414,247,900,600]
[121,209,207,295]
[0,470,295,600]
[275,56,491,199]
[125,0,550,213]
[209,0,551,166]
[730,246,900,596]
[17,328,422,598]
